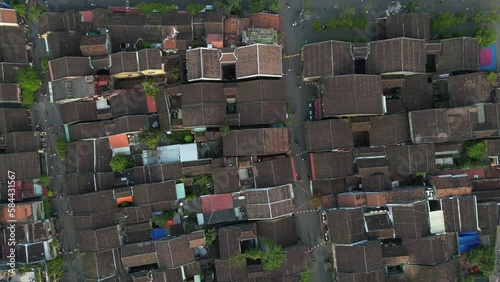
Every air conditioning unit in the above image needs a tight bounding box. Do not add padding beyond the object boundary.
[85,76,94,83]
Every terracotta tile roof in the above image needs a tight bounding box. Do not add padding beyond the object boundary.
[186,48,222,81]
[207,33,223,48]
[305,119,354,152]
[361,174,392,192]
[109,91,149,117]
[431,176,472,198]
[0,9,17,25]
[404,259,460,282]
[437,37,480,72]
[223,127,289,156]
[323,75,383,116]
[235,44,282,78]
[121,241,157,268]
[477,202,498,229]
[59,101,98,124]
[448,72,491,107]
[256,216,297,247]
[215,259,248,281]
[302,40,354,79]
[404,233,457,265]
[0,152,41,181]
[337,268,386,282]
[236,79,286,126]
[386,144,435,175]
[369,113,410,146]
[213,167,240,194]
[49,57,93,81]
[5,131,39,153]
[442,196,478,232]
[335,241,383,273]
[391,202,430,238]
[401,74,433,111]
[0,62,27,83]
[82,249,119,280]
[311,151,354,179]
[385,13,431,39]
[201,194,234,213]
[80,34,109,57]
[249,13,280,30]
[181,82,226,127]
[76,226,121,252]
[327,208,366,244]
[366,38,426,75]
[156,236,196,269]
[244,184,295,220]
[65,139,112,173]
[254,158,294,188]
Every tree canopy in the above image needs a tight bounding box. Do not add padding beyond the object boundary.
[47,256,64,280]
[55,138,68,159]
[109,154,136,172]
[431,12,466,30]
[140,130,164,150]
[141,81,159,97]
[247,239,286,270]
[136,3,177,15]
[28,4,48,22]
[214,0,241,15]
[268,0,279,13]
[13,4,26,17]
[475,26,497,47]
[205,228,217,245]
[38,175,50,186]
[466,245,495,275]
[471,10,500,24]
[249,0,266,13]
[326,7,368,30]
[186,3,205,16]
[16,67,41,106]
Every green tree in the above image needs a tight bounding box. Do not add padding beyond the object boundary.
[220,125,230,137]
[141,81,159,97]
[304,0,311,15]
[47,256,64,280]
[205,228,217,245]
[249,0,266,13]
[109,154,135,172]
[13,4,27,17]
[268,0,279,13]
[230,253,246,266]
[338,6,355,28]
[136,3,177,15]
[47,190,54,197]
[466,244,495,275]
[28,4,48,22]
[194,175,212,190]
[300,268,311,282]
[475,26,497,47]
[405,1,420,13]
[326,18,338,29]
[214,0,242,15]
[308,196,322,208]
[256,239,286,271]
[464,141,486,160]
[471,10,500,24]
[16,67,41,106]
[312,21,322,31]
[363,2,373,13]
[432,11,458,30]
[38,175,50,186]
[352,14,368,29]
[55,138,68,159]
[140,130,164,150]
[152,211,176,226]
[487,71,497,85]
[41,56,49,73]
[171,66,181,81]
[454,12,467,25]
[184,134,193,143]
[186,3,205,16]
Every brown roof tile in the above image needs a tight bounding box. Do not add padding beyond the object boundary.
[386,144,435,175]
[441,196,478,232]
[369,113,410,146]
[156,235,196,269]
[244,184,295,219]
[302,41,354,79]
[0,9,18,24]
[327,208,366,244]
[391,202,430,238]
[361,174,392,192]
[223,127,289,156]
[401,74,433,111]
[49,57,93,81]
[437,38,480,72]
[448,72,491,107]
[65,139,112,173]
[335,241,383,273]
[5,131,38,153]
[385,13,431,39]
[82,249,118,280]
[254,158,294,188]
[80,34,109,57]
[366,38,426,74]
[0,152,41,181]
[213,167,240,194]
[235,44,282,78]
[0,83,20,103]
[404,259,460,282]
[477,202,498,229]
[249,13,280,30]
[59,101,98,124]
[305,119,354,152]
[311,151,354,179]
[323,75,383,116]
[237,79,286,126]
[404,233,457,265]
[256,216,297,247]
[76,226,121,252]
[186,48,222,81]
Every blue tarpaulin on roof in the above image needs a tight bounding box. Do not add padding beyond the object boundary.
[152,228,167,240]
[458,231,481,254]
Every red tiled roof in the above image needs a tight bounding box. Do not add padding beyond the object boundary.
[249,13,280,30]
[163,38,176,50]
[146,96,157,113]
[108,134,129,149]
[207,34,224,49]
[201,194,233,213]
[79,11,93,23]
[0,9,17,24]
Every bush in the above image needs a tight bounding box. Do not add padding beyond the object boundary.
[137,3,177,15]
[28,4,48,22]
[475,26,497,47]
[268,0,279,13]
[432,11,466,30]
[47,256,64,280]
[205,228,217,245]
[249,0,265,13]
[55,138,68,159]
[214,0,241,15]
[16,67,41,106]
[300,268,311,282]
[141,81,159,97]
[171,66,181,81]
[255,239,286,270]
[41,56,49,73]
[487,71,497,85]
[471,10,500,24]
[186,3,205,16]
[312,21,322,31]
[220,125,230,137]
[352,14,368,29]
[140,130,165,150]
[109,154,135,172]
[38,175,50,186]
[304,0,311,15]
[308,196,322,208]
[464,141,486,160]
[405,1,420,13]
[230,253,246,266]
[152,210,177,227]
[466,245,495,275]
[168,130,194,144]
[326,18,338,29]
[13,4,26,17]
